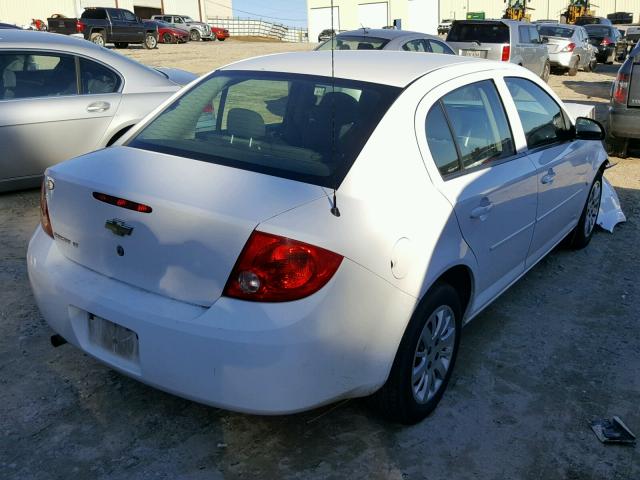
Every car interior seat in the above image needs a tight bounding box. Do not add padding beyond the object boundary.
[1,67,16,99]
[227,108,266,146]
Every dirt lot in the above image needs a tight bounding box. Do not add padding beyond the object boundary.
[1,41,639,479]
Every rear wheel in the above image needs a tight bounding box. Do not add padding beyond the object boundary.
[568,57,579,76]
[606,133,629,159]
[569,171,603,249]
[144,33,157,49]
[371,283,462,424]
[190,29,201,41]
[90,32,105,47]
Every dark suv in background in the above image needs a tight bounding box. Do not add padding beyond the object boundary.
[584,24,623,63]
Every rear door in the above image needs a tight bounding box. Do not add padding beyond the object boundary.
[503,77,592,265]
[518,26,536,72]
[418,77,538,304]
[529,26,547,75]
[0,51,122,183]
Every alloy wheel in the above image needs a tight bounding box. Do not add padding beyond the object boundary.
[584,179,601,237]
[412,305,456,404]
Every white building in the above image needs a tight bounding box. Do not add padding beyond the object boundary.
[0,0,232,27]
[307,0,640,42]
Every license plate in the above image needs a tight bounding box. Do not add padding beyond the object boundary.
[88,314,139,362]
[462,49,486,58]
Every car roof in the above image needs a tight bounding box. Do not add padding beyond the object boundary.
[0,30,175,90]
[221,50,513,88]
[336,28,437,40]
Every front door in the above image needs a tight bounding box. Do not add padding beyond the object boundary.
[503,77,591,265]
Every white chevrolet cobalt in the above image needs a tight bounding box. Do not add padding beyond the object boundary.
[28,51,607,424]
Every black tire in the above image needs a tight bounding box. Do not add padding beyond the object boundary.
[190,29,201,42]
[568,57,579,76]
[144,33,157,49]
[589,58,598,72]
[218,37,225,41]
[114,42,128,49]
[569,171,603,249]
[370,282,462,424]
[162,32,173,44]
[542,61,551,82]
[90,32,105,47]
[606,133,629,159]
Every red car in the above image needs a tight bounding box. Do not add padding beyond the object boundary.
[148,20,190,43]
[211,26,230,41]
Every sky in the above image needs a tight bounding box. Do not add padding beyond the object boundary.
[232,0,308,28]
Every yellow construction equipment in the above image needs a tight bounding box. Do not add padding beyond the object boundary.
[560,0,597,24]
[503,0,534,22]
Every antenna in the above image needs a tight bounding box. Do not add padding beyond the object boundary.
[329,0,340,217]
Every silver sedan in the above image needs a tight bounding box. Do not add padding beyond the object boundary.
[0,30,196,192]
[538,23,596,75]
[316,28,456,55]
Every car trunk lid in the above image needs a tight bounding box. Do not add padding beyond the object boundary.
[543,37,570,54]
[46,146,326,306]
[628,55,640,107]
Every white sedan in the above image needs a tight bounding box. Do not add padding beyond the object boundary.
[28,51,607,424]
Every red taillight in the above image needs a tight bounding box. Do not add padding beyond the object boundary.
[501,45,510,62]
[223,231,343,302]
[76,20,85,33]
[561,42,576,52]
[92,192,153,213]
[601,38,612,46]
[613,72,630,104]
[40,180,54,238]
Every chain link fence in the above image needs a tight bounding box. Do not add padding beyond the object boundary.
[207,17,308,43]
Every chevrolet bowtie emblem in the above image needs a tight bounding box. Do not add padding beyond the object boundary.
[105,219,134,237]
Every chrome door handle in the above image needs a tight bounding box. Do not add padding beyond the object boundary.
[541,168,556,185]
[87,101,110,113]
[470,202,494,219]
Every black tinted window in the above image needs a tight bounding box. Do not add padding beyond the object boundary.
[318,36,390,51]
[0,52,77,100]
[129,71,400,188]
[447,23,510,44]
[441,80,515,169]
[81,9,107,20]
[425,103,460,176]
[402,39,429,52]
[585,25,613,37]
[80,58,121,94]
[505,77,570,149]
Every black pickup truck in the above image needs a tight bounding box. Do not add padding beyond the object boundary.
[48,8,158,49]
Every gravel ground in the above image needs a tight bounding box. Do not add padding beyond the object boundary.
[1,43,639,479]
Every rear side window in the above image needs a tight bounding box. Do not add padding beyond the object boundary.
[529,26,541,43]
[81,9,107,20]
[505,77,571,149]
[129,71,400,188]
[0,52,78,100]
[440,80,515,170]
[447,23,510,44]
[318,36,390,51]
[425,103,460,176]
[79,58,121,94]
[402,39,429,52]
[519,26,531,43]
[428,40,455,55]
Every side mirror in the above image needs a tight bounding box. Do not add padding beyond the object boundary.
[575,117,605,141]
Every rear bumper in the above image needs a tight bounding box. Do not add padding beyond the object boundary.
[548,51,574,68]
[596,46,615,61]
[27,227,415,414]
[608,106,640,138]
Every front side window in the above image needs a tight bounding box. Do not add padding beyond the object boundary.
[505,77,571,149]
[440,80,515,170]
[122,10,137,22]
[318,36,390,51]
[79,58,121,94]
[425,103,460,176]
[174,17,184,24]
[529,26,541,43]
[0,52,77,100]
[128,71,400,187]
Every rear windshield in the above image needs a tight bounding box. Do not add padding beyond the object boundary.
[128,71,400,187]
[317,36,390,51]
[585,25,612,37]
[538,26,574,38]
[447,22,509,43]
[81,9,107,20]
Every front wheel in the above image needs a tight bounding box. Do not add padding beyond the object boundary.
[162,32,173,44]
[190,29,201,42]
[371,283,462,424]
[144,33,157,49]
[569,172,603,249]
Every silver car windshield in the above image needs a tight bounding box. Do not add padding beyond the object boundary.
[128,71,400,187]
